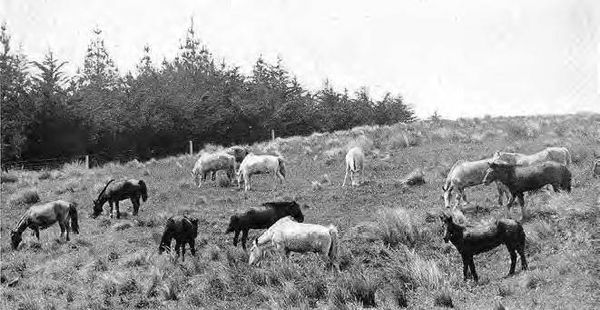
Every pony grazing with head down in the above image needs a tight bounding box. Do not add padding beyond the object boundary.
[91,179,148,219]
[248,216,339,271]
[342,147,364,187]
[440,212,527,282]
[158,215,199,261]
[11,200,79,250]
[237,153,286,191]
[191,152,236,187]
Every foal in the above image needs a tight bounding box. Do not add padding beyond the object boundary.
[441,213,527,282]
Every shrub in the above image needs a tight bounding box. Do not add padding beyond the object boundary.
[0,173,18,183]
[38,170,52,180]
[433,290,454,308]
[376,208,417,247]
[10,189,40,206]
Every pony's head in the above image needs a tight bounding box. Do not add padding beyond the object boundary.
[10,230,22,250]
[248,239,264,266]
[225,215,238,233]
[91,179,115,218]
[287,202,304,223]
[440,213,464,243]
[483,161,512,185]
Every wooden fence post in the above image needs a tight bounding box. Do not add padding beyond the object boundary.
[189,140,193,155]
[85,155,90,169]
[271,129,275,141]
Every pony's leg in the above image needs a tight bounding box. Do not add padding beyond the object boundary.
[233,230,240,247]
[59,221,67,241]
[469,258,478,282]
[189,240,196,256]
[551,183,559,193]
[461,190,468,206]
[506,195,516,218]
[109,201,114,218]
[241,229,249,251]
[181,244,186,262]
[507,247,517,275]
[132,197,140,216]
[32,227,40,240]
[175,242,181,260]
[461,256,470,281]
[518,247,528,270]
[517,193,526,219]
[115,201,120,219]
[342,167,349,187]
[211,171,216,181]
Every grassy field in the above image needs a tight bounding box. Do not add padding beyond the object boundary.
[1,113,599,309]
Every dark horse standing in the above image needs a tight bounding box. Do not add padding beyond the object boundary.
[441,213,527,282]
[158,215,199,261]
[91,179,148,219]
[225,201,305,250]
[11,200,80,249]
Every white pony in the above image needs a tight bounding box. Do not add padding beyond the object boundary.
[237,153,286,191]
[493,147,572,167]
[342,147,364,187]
[248,216,339,270]
[191,152,235,187]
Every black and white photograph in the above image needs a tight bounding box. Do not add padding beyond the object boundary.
[1,0,599,309]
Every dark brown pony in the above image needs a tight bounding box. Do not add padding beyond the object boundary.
[91,179,148,219]
[483,161,571,218]
[441,213,527,282]
[226,201,305,250]
[11,200,79,249]
[158,215,199,261]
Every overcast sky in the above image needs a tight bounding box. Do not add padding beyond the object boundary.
[3,0,599,119]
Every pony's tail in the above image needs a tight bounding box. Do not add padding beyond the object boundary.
[278,158,286,178]
[69,203,80,234]
[139,180,148,202]
[327,225,339,263]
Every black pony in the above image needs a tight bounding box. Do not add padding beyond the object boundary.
[225,201,305,250]
[91,179,148,219]
[158,215,199,261]
[441,213,528,282]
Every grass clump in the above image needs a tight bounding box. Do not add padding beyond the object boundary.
[330,269,378,308]
[1,173,18,183]
[37,170,52,180]
[10,189,40,206]
[376,208,418,247]
[433,290,454,308]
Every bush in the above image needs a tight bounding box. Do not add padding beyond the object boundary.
[376,208,417,247]
[1,173,18,183]
[10,189,40,206]
[434,290,454,308]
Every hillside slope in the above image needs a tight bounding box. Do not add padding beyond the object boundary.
[1,113,599,309]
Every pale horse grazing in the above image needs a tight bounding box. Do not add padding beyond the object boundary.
[493,147,572,167]
[191,152,236,187]
[237,153,286,191]
[11,200,80,250]
[442,159,511,208]
[342,147,364,187]
[248,216,339,271]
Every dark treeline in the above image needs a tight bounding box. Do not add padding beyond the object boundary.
[1,22,415,166]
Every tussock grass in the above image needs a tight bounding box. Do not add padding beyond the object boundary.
[375,208,418,247]
[10,188,40,206]
[0,173,18,183]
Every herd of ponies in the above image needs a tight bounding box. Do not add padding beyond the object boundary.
[9,144,580,283]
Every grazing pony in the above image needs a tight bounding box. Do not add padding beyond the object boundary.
[226,201,305,250]
[483,161,571,218]
[226,146,250,163]
[237,153,286,191]
[11,200,79,250]
[442,159,511,208]
[493,147,572,167]
[248,216,339,270]
[342,147,364,187]
[441,213,527,282]
[91,179,148,219]
[158,215,199,261]
[191,152,235,187]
